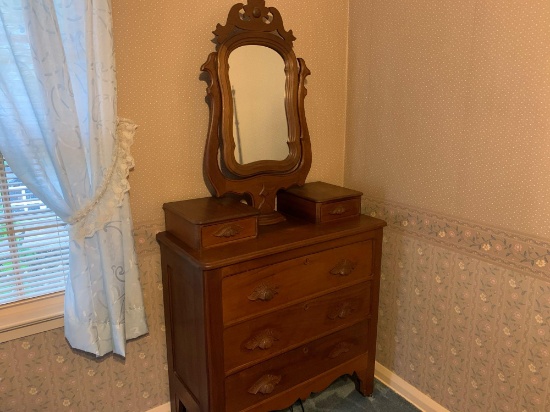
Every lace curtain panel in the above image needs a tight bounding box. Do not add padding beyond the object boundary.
[0,0,147,356]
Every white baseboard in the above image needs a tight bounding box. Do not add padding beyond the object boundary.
[147,363,448,412]
[147,402,170,412]
[374,362,449,412]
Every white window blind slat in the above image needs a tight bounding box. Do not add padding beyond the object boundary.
[0,241,70,258]
[1,213,61,225]
[0,271,66,293]
[0,237,69,254]
[2,225,69,237]
[0,285,65,304]
[1,258,69,279]
[0,249,68,267]
[0,153,69,306]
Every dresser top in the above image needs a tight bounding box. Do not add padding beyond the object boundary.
[157,215,386,270]
[281,181,363,202]
[163,197,259,225]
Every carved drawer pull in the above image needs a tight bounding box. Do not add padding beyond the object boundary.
[329,205,347,215]
[248,374,281,395]
[213,224,243,238]
[330,259,357,276]
[248,284,278,302]
[328,302,353,320]
[245,329,278,350]
[328,342,352,359]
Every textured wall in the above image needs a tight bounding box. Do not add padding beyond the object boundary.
[114,0,350,224]
[346,0,550,411]
[345,0,550,238]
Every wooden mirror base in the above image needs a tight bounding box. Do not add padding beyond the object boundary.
[258,210,286,225]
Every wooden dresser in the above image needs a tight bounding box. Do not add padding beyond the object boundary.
[157,207,386,412]
[162,3,385,409]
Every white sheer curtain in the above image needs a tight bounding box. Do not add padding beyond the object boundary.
[0,0,147,356]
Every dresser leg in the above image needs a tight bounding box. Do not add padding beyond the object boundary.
[355,369,374,397]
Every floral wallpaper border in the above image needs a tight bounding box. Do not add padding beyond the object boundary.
[133,219,164,257]
[362,196,550,282]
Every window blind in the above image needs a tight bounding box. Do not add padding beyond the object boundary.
[0,153,69,305]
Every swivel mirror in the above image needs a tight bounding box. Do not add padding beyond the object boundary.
[201,0,311,224]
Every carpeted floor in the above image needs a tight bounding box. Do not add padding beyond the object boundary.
[277,375,421,412]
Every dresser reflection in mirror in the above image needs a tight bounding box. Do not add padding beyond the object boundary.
[156,1,386,411]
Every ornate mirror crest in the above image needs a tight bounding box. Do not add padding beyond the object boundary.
[201,0,311,225]
[213,0,296,46]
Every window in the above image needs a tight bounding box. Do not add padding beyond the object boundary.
[0,152,69,341]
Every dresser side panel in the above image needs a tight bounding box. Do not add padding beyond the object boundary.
[161,245,209,410]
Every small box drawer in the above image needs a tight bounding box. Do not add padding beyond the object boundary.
[222,241,373,325]
[320,198,361,222]
[163,197,259,250]
[223,282,371,374]
[224,320,369,412]
[277,182,362,223]
[201,217,258,248]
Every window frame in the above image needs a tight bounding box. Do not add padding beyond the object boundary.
[0,292,64,342]
[0,154,67,342]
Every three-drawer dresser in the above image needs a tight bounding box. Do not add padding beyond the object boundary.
[157,187,386,412]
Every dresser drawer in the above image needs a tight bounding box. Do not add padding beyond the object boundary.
[224,320,369,412]
[201,217,258,248]
[223,282,370,374]
[222,241,373,324]
[319,198,361,222]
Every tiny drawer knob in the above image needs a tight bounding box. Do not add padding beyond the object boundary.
[329,205,347,215]
[328,302,353,320]
[330,259,357,276]
[245,329,278,351]
[248,374,281,395]
[328,342,352,359]
[213,224,243,238]
[248,284,278,302]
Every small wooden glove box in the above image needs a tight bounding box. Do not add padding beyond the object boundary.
[163,197,260,250]
[277,181,362,223]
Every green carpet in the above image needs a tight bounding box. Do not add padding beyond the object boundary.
[277,375,421,412]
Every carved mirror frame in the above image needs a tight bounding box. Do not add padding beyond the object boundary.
[201,0,312,225]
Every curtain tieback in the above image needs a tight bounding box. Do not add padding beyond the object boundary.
[67,118,137,241]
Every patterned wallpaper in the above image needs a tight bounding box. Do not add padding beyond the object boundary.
[113,0,350,224]
[365,198,550,412]
[0,222,167,412]
[345,0,550,238]
[346,1,550,411]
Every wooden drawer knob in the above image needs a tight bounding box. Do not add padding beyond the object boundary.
[328,302,353,320]
[248,374,281,395]
[330,259,357,276]
[245,329,278,350]
[213,224,243,238]
[248,284,278,302]
[328,342,352,359]
[329,205,347,215]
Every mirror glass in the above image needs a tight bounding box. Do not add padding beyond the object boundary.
[229,45,289,164]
